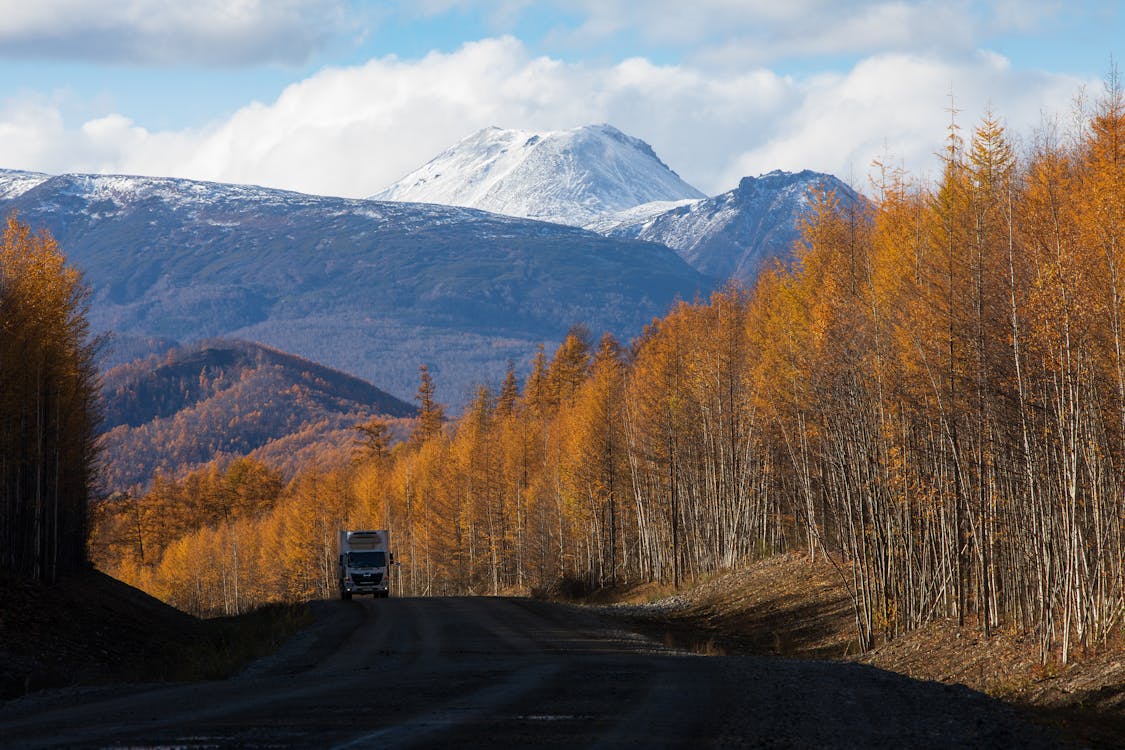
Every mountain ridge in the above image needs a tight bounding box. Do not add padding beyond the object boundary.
[370,125,862,287]
[0,169,709,403]
[591,169,863,284]
[101,338,415,429]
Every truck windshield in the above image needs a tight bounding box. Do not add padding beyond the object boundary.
[347,551,386,568]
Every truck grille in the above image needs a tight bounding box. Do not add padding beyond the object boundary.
[352,572,383,585]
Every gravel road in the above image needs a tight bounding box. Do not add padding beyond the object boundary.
[0,596,1067,748]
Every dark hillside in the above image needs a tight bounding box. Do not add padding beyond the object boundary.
[99,339,416,490]
[101,338,414,429]
[98,333,179,370]
[0,569,304,699]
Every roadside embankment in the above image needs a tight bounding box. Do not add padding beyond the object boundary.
[0,569,308,699]
[587,552,1125,748]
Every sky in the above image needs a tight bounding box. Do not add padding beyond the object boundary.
[0,1,1119,199]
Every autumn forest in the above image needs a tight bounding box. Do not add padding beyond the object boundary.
[75,80,1125,666]
[0,216,98,585]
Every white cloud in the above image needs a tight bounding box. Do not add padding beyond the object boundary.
[0,37,1091,199]
[724,50,1083,189]
[486,0,1062,67]
[0,0,350,65]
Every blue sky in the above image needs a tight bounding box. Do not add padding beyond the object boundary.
[0,1,1119,197]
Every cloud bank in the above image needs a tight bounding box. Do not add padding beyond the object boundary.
[0,36,1088,198]
[423,0,1061,67]
[0,0,349,66]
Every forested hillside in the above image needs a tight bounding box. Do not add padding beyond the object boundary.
[99,340,415,491]
[95,82,1125,675]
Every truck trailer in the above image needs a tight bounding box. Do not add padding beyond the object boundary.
[338,529,393,599]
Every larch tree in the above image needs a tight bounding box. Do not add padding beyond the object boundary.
[0,214,99,583]
[411,364,445,446]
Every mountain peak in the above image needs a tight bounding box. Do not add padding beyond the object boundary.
[372,124,704,226]
[736,169,837,197]
[594,169,861,284]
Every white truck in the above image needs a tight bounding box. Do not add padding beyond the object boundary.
[338,529,393,599]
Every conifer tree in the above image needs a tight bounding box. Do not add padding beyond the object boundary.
[546,325,592,405]
[0,214,99,582]
[354,417,394,460]
[496,360,520,418]
[411,364,445,445]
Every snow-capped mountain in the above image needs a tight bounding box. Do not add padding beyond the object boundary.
[372,124,706,227]
[0,168,51,199]
[592,170,862,284]
[0,171,709,403]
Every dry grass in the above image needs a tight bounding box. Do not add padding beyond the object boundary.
[597,552,858,659]
[590,552,1125,748]
[856,618,1125,747]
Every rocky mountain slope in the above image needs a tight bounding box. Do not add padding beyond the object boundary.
[0,168,50,198]
[0,171,709,403]
[372,124,705,226]
[590,170,863,284]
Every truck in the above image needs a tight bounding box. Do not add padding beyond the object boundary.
[338,529,393,599]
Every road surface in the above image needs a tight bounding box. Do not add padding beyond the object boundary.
[0,596,1063,748]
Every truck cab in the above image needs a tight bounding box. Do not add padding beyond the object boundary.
[338,529,393,599]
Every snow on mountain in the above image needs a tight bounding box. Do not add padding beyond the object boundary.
[372,124,706,227]
[592,170,863,285]
[584,198,703,234]
[0,170,709,404]
[0,169,51,200]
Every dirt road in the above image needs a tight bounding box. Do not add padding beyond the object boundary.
[0,597,1065,748]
